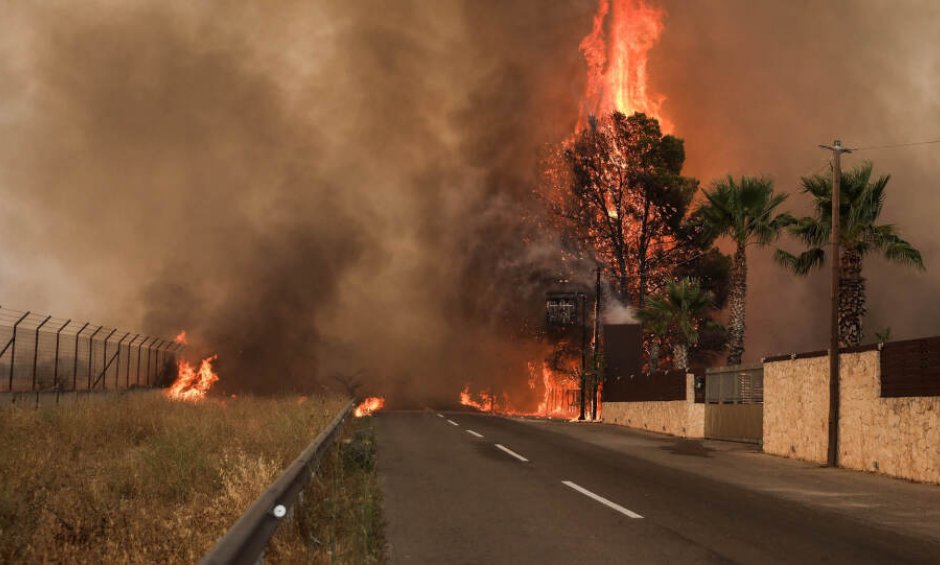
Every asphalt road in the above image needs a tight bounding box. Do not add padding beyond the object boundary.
[375,411,940,564]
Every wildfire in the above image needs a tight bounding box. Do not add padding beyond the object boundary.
[165,354,219,402]
[174,330,188,345]
[458,361,586,420]
[354,396,386,418]
[578,0,671,132]
[459,386,495,413]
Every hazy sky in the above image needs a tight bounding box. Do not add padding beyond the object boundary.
[0,0,937,397]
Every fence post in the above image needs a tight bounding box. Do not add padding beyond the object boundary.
[99,329,117,389]
[7,311,31,392]
[31,315,52,392]
[53,319,70,392]
[137,337,150,387]
[73,322,90,391]
[113,332,130,389]
[125,334,139,388]
[145,339,154,386]
[154,339,167,384]
[86,326,102,389]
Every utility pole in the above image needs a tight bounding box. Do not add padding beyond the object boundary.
[579,292,587,421]
[819,139,852,468]
[591,266,602,420]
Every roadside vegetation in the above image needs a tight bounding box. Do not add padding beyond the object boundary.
[269,416,385,563]
[0,392,353,563]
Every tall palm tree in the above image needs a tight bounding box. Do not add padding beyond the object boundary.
[638,278,716,370]
[694,176,792,365]
[775,161,924,346]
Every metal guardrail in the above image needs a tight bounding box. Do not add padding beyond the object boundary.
[200,400,356,565]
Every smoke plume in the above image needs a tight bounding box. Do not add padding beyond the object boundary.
[1,0,938,403]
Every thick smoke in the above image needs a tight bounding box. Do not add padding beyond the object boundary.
[1,0,938,402]
[653,0,940,360]
[0,0,595,403]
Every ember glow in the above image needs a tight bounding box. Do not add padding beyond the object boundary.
[174,330,188,345]
[578,0,670,132]
[354,396,386,418]
[165,355,219,402]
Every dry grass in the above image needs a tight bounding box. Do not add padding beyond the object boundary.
[0,391,348,563]
[268,417,385,563]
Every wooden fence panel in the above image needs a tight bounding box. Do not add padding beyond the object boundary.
[880,337,940,397]
[603,370,686,402]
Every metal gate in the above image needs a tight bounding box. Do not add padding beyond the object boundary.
[704,364,763,443]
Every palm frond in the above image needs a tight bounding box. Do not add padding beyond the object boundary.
[775,247,825,275]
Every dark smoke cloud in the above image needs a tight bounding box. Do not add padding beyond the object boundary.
[2,0,937,399]
[0,0,595,402]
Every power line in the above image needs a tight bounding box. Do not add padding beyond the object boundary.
[852,139,940,151]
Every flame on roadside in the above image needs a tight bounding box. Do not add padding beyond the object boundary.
[459,361,587,420]
[577,0,670,132]
[174,330,188,345]
[354,396,386,417]
[165,354,219,402]
[459,386,495,413]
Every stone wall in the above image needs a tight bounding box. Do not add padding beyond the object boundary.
[763,349,940,484]
[839,350,940,484]
[603,374,704,438]
[763,355,830,464]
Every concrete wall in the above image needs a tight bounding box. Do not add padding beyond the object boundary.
[603,374,704,438]
[764,350,940,484]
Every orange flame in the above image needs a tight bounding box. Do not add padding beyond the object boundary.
[458,361,587,420]
[459,386,495,413]
[578,0,670,132]
[174,330,188,345]
[354,396,386,417]
[165,354,219,402]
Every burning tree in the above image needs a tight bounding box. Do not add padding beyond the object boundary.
[543,111,729,370]
[549,111,726,309]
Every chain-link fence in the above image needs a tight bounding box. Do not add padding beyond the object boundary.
[0,307,180,393]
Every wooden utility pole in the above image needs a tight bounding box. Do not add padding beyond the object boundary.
[591,266,602,420]
[578,292,586,421]
[819,139,852,467]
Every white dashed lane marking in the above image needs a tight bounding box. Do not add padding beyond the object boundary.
[562,480,643,519]
[495,443,529,462]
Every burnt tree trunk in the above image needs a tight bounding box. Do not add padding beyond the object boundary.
[839,249,866,347]
[726,244,748,366]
